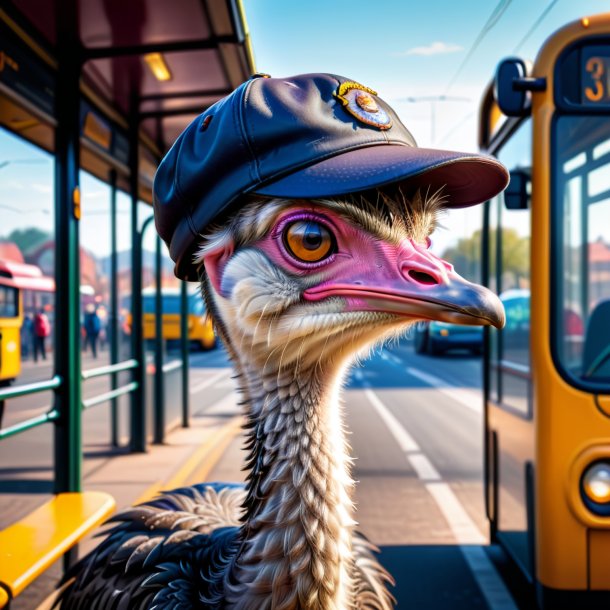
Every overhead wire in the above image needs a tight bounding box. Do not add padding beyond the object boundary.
[439,0,561,145]
[444,0,513,95]
[513,0,561,54]
[436,111,475,147]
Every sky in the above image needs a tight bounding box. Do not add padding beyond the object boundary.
[0,1,607,259]
[241,0,608,254]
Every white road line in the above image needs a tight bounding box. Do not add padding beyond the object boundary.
[461,546,520,610]
[406,366,482,413]
[408,454,441,481]
[189,369,231,395]
[215,378,236,389]
[364,388,419,452]
[426,482,486,544]
[202,392,239,416]
[364,385,518,610]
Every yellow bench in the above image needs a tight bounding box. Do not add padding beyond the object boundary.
[0,491,115,608]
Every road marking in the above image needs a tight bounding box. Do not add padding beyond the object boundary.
[408,454,441,481]
[406,366,482,413]
[189,369,231,394]
[364,388,419,453]
[135,411,242,505]
[215,378,236,389]
[185,417,243,486]
[199,392,240,416]
[461,546,520,610]
[426,482,486,544]
[363,385,518,610]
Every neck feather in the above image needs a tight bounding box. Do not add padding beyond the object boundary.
[227,359,356,610]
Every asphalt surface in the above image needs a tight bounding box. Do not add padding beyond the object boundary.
[0,339,536,609]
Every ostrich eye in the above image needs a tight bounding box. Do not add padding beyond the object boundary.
[283,220,334,263]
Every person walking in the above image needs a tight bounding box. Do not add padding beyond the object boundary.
[21,313,33,359]
[33,309,50,362]
[84,304,101,359]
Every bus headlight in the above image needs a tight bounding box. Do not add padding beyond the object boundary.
[582,462,610,512]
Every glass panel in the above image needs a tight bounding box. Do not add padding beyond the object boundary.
[0,128,55,395]
[488,198,500,403]
[489,120,532,415]
[555,115,610,388]
[80,172,111,366]
[116,191,132,361]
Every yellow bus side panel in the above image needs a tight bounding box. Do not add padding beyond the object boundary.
[0,324,21,382]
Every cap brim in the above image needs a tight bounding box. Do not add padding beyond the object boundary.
[252,144,508,207]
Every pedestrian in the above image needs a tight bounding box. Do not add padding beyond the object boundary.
[84,304,101,358]
[33,309,50,362]
[21,313,33,359]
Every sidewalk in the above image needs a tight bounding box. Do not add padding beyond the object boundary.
[8,405,243,610]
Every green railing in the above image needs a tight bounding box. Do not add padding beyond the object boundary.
[0,358,142,440]
[81,359,140,410]
[0,377,62,441]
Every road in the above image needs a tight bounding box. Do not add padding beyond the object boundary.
[0,339,534,608]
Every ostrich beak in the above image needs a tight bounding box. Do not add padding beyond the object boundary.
[303,241,505,329]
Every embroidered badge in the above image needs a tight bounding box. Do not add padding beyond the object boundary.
[333,81,392,130]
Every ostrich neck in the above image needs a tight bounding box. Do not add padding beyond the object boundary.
[228,360,355,610]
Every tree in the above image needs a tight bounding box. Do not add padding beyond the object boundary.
[441,228,530,289]
[7,227,50,255]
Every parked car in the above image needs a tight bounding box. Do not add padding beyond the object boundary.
[413,320,483,356]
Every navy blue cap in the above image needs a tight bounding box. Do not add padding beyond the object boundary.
[153,73,508,281]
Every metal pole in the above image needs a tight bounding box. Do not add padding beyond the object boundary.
[180,280,190,427]
[53,0,82,495]
[109,170,119,447]
[129,102,147,453]
[153,235,165,443]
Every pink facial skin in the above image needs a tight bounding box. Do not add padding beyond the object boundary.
[253,204,462,315]
[205,203,504,327]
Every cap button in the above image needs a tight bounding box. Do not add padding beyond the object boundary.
[251,72,272,79]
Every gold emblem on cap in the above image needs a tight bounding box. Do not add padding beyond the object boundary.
[356,92,379,113]
[334,81,392,130]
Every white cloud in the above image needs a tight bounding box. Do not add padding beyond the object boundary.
[396,41,463,57]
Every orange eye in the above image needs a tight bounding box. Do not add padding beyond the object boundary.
[283,220,334,263]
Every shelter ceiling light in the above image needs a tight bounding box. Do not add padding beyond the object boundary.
[144,53,172,82]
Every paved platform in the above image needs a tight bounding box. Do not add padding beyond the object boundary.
[1,364,241,610]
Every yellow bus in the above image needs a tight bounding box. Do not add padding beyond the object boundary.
[480,12,610,607]
[131,287,216,351]
[0,260,54,385]
[0,280,21,385]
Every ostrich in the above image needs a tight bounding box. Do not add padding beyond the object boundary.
[57,74,507,610]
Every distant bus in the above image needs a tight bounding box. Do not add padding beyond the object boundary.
[479,13,610,608]
[0,260,55,384]
[125,287,216,351]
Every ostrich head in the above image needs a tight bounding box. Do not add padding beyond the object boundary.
[196,188,504,378]
[152,75,507,377]
[150,73,509,609]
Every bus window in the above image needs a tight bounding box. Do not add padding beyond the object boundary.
[555,116,610,386]
[489,119,532,416]
[0,286,18,318]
